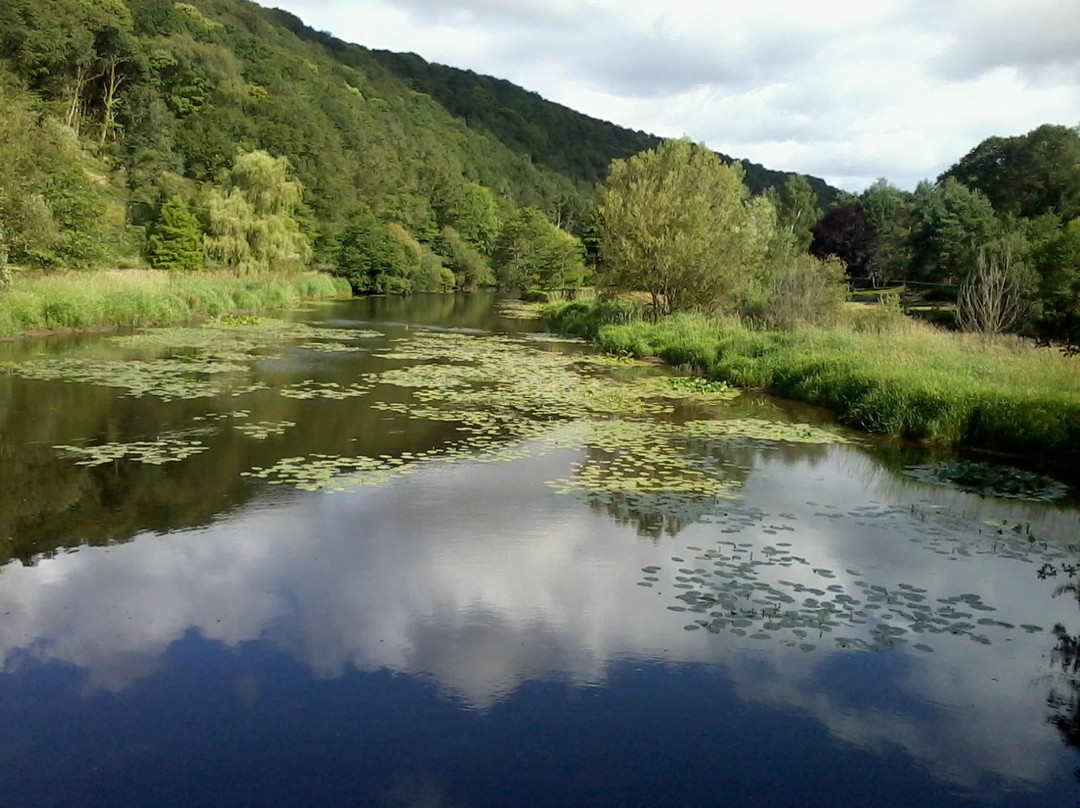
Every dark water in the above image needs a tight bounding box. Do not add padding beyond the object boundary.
[1,293,1079,808]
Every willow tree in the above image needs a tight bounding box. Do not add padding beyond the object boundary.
[202,150,311,274]
[594,139,766,316]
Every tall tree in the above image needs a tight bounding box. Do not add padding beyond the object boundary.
[491,207,584,291]
[907,178,999,284]
[430,178,500,254]
[146,195,203,271]
[593,139,765,316]
[1031,217,1080,353]
[333,209,411,294]
[858,179,913,281]
[772,175,821,252]
[941,124,1080,221]
[202,151,311,274]
[809,203,877,281]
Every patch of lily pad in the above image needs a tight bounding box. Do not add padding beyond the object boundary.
[279,380,373,400]
[234,420,296,439]
[25,319,859,532]
[902,460,1068,502]
[11,357,266,401]
[494,300,545,320]
[242,453,413,492]
[681,418,851,447]
[643,495,1070,655]
[234,331,853,511]
[54,436,209,466]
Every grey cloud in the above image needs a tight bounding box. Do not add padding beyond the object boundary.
[910,0,1080,80]
[515,28,817,99]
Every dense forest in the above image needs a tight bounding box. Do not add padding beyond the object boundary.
[0,0,835,298]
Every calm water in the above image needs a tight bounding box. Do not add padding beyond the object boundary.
[1,292,1079,807]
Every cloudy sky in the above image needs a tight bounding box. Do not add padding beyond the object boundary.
[268,0,1079,191]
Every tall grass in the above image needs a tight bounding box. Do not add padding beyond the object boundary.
[0,270,351,337]
[547,300,1080,460]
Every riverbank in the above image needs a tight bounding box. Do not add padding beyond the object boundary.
[546,300,1080,461]
[0,270,352,338]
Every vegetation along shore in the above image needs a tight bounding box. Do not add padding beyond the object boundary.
[1,0,1077,461]
[546,300,1080,462]
[0,271,349,338]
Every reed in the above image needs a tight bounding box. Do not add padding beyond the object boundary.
[0,270,351,337]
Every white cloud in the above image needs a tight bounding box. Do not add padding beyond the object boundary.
[269,0,1080,191]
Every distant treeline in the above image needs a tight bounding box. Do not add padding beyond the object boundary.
[809,124,1080,349]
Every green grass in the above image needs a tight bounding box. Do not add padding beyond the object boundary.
[0,270,352,337]
[546,300,1080,460]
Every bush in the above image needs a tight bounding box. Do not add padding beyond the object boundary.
[753,254,848,328]
[544,297,649,339]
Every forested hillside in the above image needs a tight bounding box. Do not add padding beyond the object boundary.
[305,35,838,206]
[0,0,839,294]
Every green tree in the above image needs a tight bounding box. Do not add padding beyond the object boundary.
[202,150,311,274]
[754,253,849,328]
[594,139,766,316]
[858,179,913,282]
[437,226,494,288]
[333,209,412,293]
[491,208,584,292]
[1031,217,1080,352]
[146,195,203,271]
[771,175,820,251]
[431,178,500,253]
[941,124,1080,221]
[908,178,999,284]
[0,73,117,269]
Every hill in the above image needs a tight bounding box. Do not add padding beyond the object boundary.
[267,9,839,206]
[0,0,839,282]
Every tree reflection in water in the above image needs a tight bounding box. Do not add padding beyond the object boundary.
[1039,562,1080,762]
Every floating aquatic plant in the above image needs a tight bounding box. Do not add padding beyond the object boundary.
[12,357,254,400]
[234,420,296,439]
[279,379,373,400]
[495,300,545,320]
[902,460,1068,502]
[242,453,414,492]
[54,436,209,466]
[642,496,1067,655]
[681,418,851,447]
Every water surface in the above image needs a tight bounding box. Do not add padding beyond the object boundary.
[1,293,1079,807]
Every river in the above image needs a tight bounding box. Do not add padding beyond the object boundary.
[1,292,1078,807]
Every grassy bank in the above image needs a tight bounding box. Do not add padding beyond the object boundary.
[0,270,352,338]
[547,300,1080,461]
